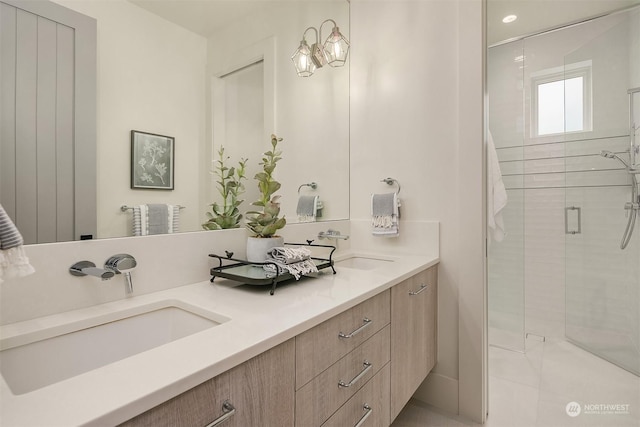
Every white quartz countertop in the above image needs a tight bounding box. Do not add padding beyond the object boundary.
[0,252,438,426]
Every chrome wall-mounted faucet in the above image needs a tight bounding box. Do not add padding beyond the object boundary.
[105,254,137,294]
[69,261,115,281]
[318,229,349,240]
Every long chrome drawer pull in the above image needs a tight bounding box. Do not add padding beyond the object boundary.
[409,283,428,296]
[338,361,373,388]
[339,318,372,339]
[354,404,373,427]
[205,400,236,427]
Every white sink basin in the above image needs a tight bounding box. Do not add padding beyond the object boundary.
[336,257,393,270]
[0,300,229,395]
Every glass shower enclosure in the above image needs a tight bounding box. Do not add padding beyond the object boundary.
[488,6,640,375]
[564,8,640,375]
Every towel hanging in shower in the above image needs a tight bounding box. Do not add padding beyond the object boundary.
[487,131,507,243]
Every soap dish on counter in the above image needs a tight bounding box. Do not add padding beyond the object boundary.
[208,242,336,295]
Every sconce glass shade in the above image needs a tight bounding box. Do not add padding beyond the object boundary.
[322,26,350,67]
[291,39,316,77]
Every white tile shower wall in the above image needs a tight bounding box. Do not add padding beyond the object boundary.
[0,220,350,326]
[523,188,566,338]
[488,190,525,349]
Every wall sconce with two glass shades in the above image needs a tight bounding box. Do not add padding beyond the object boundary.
[291,19,350,77]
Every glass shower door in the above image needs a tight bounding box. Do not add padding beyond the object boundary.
[487,40,526,352]
[564,8,640,375]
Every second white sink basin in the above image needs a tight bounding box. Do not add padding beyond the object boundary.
[336,257,393,270]
[0,300,229,395]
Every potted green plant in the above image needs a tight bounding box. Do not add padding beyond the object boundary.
[245,134,287,262]
[202,146,247,230]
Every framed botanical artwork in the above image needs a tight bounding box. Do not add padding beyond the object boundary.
[130,130,175,190]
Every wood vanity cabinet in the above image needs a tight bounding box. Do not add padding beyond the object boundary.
[295,290,391,426]
[119,339,295,427]
[390,265,438,421]
[119,265,437,427]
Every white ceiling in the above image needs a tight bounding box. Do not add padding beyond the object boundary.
[487,0,640,45]
[128,0,281,37]
[128,0,640,45]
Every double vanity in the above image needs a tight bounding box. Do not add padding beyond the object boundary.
[0,252,438,426]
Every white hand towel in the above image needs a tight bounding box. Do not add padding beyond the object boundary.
[0,204,35,283]
[487,131,507,243]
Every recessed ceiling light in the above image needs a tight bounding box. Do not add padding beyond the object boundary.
[502,14,518,24]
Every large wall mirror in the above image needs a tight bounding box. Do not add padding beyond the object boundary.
[0,0,349,244]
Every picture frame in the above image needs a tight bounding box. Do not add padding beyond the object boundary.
[130,130,175,190]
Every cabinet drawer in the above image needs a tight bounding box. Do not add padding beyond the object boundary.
[296,326,390,426]
[296,290,390,389]
[321,363,391,427]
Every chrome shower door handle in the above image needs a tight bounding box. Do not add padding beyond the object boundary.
[565,206,581,235]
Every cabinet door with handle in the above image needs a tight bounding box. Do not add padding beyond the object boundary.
[119,339,295,427]
[229,338,295,427]
[118,371,232,427]
[390,265,437,421]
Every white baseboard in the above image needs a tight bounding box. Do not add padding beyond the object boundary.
[412,372,459,415]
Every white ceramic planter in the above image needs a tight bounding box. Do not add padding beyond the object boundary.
[246,236,284,263]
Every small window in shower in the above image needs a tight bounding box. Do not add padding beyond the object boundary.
[531,60,592,137]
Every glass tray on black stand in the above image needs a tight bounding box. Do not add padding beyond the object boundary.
[208,242,336,295]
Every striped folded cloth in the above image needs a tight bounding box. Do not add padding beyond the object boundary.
[0,204,35,283]
[132,204,180,236]
[263,247,318,280]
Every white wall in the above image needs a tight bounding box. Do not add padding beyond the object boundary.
[54,0,207,238]
[350,0,485,421]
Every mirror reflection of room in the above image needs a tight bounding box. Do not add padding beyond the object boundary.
[0,0,350,244]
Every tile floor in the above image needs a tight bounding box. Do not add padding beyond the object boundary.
[392,336,639,427]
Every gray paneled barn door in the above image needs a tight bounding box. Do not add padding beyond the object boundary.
[0,0,96,243]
